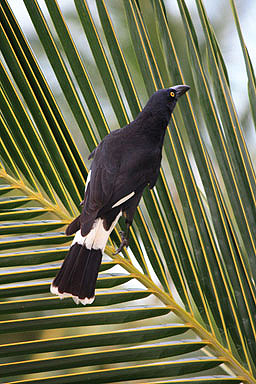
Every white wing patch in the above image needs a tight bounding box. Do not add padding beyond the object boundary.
[112,191,135,208]
[84,170,91,193]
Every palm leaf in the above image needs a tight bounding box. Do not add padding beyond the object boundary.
[1,0,256,383]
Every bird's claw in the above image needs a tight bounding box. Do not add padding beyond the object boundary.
[113,231,129,255]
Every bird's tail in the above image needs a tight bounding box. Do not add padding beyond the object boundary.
[51,212,122,305]
[51,218,108,305]
[51,244,102,305]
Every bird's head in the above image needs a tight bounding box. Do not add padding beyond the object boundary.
[143,85,190,127]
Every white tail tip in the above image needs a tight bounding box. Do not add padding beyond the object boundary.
[50,283,95,305]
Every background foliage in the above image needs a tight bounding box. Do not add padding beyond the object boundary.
[1,0,256,383]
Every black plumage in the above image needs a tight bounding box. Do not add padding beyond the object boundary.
[51,85,190,305]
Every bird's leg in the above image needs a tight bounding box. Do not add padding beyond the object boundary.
[113,191,143,255]
[113,221,131,255]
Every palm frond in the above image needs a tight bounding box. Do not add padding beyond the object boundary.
[1,0,256,383]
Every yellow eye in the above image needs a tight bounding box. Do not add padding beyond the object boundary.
[170,91,175,98]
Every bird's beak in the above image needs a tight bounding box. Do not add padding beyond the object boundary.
[171,84,190,98]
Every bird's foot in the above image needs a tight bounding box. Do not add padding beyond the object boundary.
[113,231,129,255]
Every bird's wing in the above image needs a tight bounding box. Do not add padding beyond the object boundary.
[80,131,130,234]
[80,165,118,235]
[77,125,157,235]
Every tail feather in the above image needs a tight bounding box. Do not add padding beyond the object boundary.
[79,247,102,299]
[51,214,121,305]
[51,243,102,305]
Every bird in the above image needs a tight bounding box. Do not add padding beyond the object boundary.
[51,85,190,305]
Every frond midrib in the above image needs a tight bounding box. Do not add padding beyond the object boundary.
[0,168,74,222]
[109,252,256,384]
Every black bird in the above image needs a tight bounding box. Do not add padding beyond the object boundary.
[51,85,190,305]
